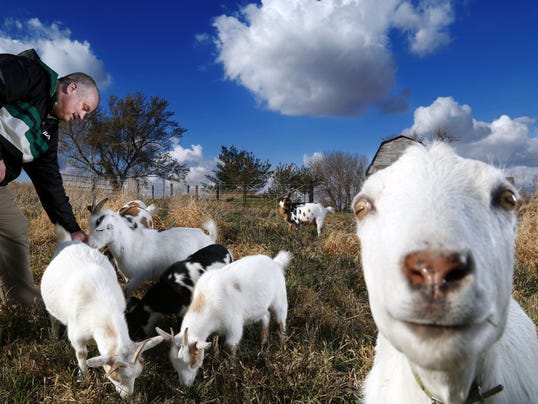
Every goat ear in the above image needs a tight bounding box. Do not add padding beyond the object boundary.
[86,355,112,368]
[196,341,212,351]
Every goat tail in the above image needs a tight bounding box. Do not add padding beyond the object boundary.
[53,223,72,244]
[202,218,218,242]
[273,250,292,272]
[326,206,335,213]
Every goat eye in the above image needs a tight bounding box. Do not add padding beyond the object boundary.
[96,216,104,227]
[492,187,517,211]
[354,197,373,220]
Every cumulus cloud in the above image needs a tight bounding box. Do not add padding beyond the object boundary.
[303,151,324,166]
[402,96,538,186]
[0,18,111,89]
[169,141,218,186]
[213,0,455,117]
[392,0,453,56]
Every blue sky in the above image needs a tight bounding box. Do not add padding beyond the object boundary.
[2,0,538,187]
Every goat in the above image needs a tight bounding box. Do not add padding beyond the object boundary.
[353,142,538,403]
[125,243,233,340]
[117,199,159,229]
[155,250,291,386]
[101,200,159,268]
[40,224,163,399]
[278,195,334,236]
[87,198,218,295]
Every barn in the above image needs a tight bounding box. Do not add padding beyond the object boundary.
[366,135,420,177]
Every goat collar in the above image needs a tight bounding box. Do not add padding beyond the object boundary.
[412,370,504,403]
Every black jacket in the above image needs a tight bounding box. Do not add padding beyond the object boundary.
[0,51,81,233]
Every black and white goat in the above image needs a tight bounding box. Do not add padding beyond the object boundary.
[125,244,233,340]
[278,195,334,236]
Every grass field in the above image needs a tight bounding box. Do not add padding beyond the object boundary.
[0,183,536,403]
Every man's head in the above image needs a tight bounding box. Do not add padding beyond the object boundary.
[53,73,99,121]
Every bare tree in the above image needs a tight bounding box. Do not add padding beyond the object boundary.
[434,126,459,143]
[308,151,368,211]
[59,92,187,190]
[268,163,319,201]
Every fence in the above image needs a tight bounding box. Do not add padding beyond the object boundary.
[60,173,309,204]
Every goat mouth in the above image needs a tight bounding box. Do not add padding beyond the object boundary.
[402,321,470,338]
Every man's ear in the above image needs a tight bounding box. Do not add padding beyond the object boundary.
[66,82,78,94]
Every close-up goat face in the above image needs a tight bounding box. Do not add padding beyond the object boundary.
[353,142,518,371]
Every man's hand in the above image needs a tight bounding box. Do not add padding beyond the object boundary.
[71,230,88,243]
[0,159,6,182]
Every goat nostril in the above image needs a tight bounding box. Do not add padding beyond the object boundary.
[402,251,472,288]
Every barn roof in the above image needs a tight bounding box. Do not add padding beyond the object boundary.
[366,135,420,176]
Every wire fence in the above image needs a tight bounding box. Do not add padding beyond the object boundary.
[60,173,314,204]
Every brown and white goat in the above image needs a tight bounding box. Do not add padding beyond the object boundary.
[117,199,158,229]
[156,250,291,386]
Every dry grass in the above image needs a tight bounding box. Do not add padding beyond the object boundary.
[516,193,538,275]
[0,183,536,403]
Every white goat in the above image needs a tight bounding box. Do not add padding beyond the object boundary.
[87,198,218,295]
[40,224,163,399]
[278,195,334,236]
[353,142,538,403]
[155,250,291,386]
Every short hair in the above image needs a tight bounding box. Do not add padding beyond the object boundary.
[59,72,100,101]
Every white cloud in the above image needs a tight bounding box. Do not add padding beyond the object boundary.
[213,0,455,117]
[169,139,205,164]
[303,151,324,165]
[402,96,538,186]
[169,141,218,186]
[392,1,453,56]
[0,18,111,89]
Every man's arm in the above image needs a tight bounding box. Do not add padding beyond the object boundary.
[24,142,85,237]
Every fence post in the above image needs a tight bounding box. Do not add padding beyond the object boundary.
[216,183,220,201]
[195,185,199,200]
[170,183,173,197]
[152,185,155,199]
[187,184,190,195]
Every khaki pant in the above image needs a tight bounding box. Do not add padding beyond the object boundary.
[0,186,41,307]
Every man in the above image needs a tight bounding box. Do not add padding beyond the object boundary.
[0,49,100,308]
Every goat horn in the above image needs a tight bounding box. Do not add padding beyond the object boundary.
[86,196,97,214]
[92,198,109,214]
[169,327,176,348]
[133,339,148,363]
[182,328,189,346]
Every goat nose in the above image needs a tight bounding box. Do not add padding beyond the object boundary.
[402,250,472,288]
